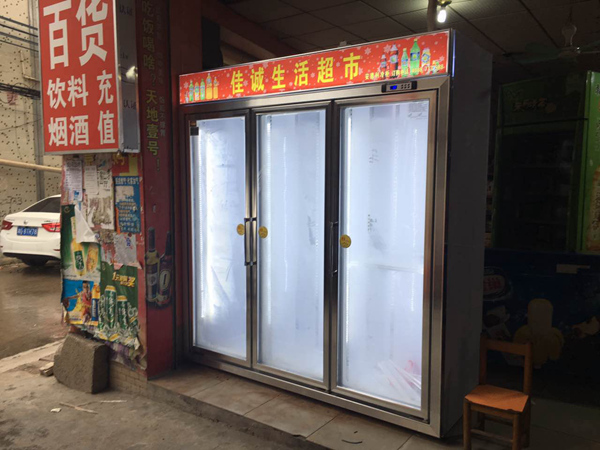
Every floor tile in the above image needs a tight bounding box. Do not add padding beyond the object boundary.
[308,412,412,450]
[528,425,600,450]
[246,393,340,438]
[400,434,503,450]
[192,376,282,415]
[150,366,229,397]
[531,398,600,443]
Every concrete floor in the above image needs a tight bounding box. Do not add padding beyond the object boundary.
[151,364,600,450]
[0,261,66,359]
[0,346,288,450]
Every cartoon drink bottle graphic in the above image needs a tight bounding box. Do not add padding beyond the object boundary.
[188,82,194,103]
[421,47,431,75]
[410,39,421,77]
[157,231,173,306]
[70,217,85,277]
[145,227,159,303]
[117,295,129,333]
[206,74,213,100]
[213,78,219,98]
[389,44,399,78]
[380,54,387,79]
[104,285,117,330]
[90,284,100,326]
[200,79,206,100]
[401,48,409,78]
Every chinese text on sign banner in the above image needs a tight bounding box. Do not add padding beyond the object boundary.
[39,0,120,153]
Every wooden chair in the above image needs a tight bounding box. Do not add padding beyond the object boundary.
[463,335,533,450]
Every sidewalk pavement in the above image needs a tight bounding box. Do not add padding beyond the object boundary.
[0,343,288,450]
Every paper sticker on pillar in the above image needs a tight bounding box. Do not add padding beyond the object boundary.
[60,205,101,283]
[115,176,141,234]
[61,279,99,325]
[145,227,173,307]
[98,261,139,346]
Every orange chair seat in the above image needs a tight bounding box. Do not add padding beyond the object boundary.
[465,384,529,413]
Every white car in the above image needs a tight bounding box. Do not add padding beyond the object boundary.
[0,194,61,266]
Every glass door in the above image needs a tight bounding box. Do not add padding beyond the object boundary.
[334,94,436,415]
[255,108,327,384]
[190,115,250,363]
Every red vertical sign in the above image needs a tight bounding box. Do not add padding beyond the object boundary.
[137,0,173,377]
[39,0,120,153]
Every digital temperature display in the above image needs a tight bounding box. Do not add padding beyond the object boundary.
[383,81,417,93]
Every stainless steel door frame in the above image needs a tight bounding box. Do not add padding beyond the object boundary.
[182,75,452,437]
[330,90,438,420]
[250,101,331,390]
[188,109,253,369]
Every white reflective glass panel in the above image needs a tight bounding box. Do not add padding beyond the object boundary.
[257,110,326,381]
[338,100,430,409]
[191,117,247,359]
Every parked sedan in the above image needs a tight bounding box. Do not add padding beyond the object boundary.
[0,195,61,266]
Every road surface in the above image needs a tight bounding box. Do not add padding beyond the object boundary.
[0,261,66,359]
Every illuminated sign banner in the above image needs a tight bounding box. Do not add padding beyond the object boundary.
[180,31,449,105]
[39,0,139,154]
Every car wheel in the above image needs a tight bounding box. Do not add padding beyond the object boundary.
[21,258,48,267]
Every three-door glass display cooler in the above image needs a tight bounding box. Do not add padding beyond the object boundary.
[181,30,492,437]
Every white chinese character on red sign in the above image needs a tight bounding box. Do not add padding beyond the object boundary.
[47,78,67,109]
[48,117,68,146]
[97,70,114,104]
[76,0,108,65]
[69,115,89,145]
[43,0,71,69]
[67,74,88,106]
[98,110,115,144]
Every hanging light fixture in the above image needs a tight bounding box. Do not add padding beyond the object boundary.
[437,0,451,23]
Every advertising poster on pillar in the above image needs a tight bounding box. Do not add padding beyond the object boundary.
[60,204,101,325]
[59,154,143,349]
[39,0,121,153]
[137,0,173,308]
[180,31,449,104]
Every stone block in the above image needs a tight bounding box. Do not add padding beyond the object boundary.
[54,333,109,394]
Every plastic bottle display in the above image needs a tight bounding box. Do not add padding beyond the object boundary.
[193,81,200,101]
[380,54,387,79]
[206,74,213,100]
[200,79,206,100]
[213,78,219,98]
[145,227,159,303]
[158,231,173,305]
[401,48,409,78]
[70,217,85,277]
[389,44,399,78]
[421,48,431,75]
[410,39,421,77]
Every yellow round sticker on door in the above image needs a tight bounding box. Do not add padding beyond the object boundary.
[340,234,351,248]
[236,224,245,236]
[259,226,268,239]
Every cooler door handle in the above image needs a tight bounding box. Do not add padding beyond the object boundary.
[251,218,257,265]
[329,221,339,277]
[244,218,251,266]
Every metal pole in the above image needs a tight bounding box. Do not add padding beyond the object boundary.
[27,0,45,200]
[0,158,61,173]
[427,0,437,32]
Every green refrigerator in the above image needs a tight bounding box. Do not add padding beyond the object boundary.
[493,71,600,252]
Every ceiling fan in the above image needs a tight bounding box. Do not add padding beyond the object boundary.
[508,6,600,64]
